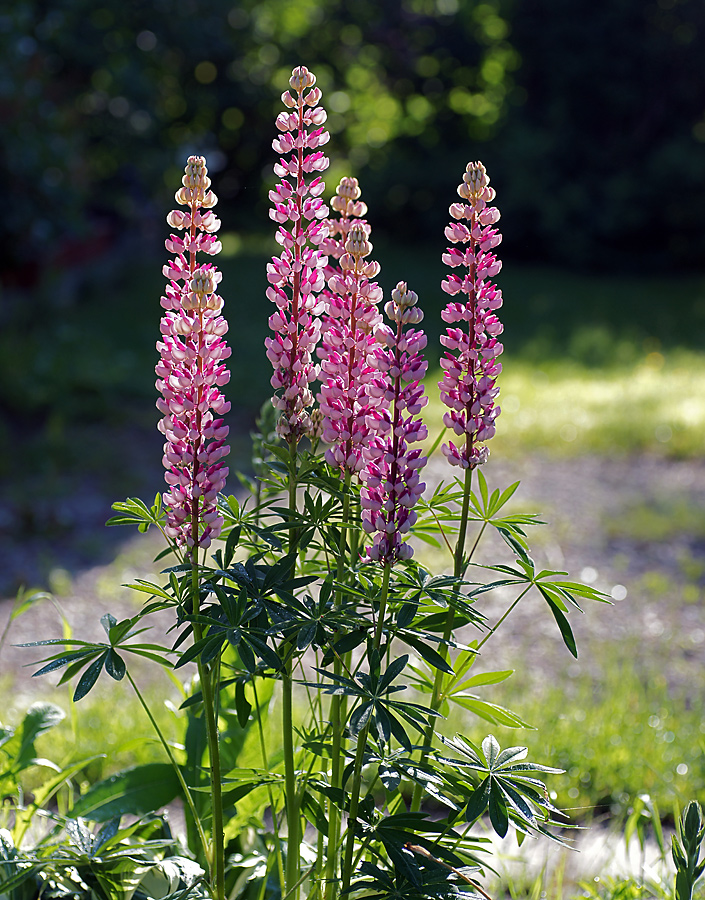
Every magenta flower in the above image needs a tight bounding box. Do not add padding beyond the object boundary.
[265,66,330,442]
[439,161,503,469]
[317,178,384,474]
[360,283,428,564]
[156,156,230,553]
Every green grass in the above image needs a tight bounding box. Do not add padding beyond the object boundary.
[458,657,705,824]
[5,251,705,465]
[424,349,705,458]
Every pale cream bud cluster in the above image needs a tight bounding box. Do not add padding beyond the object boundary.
[339,224,373,270]
[281,66,322,111]
[175,155,218,209]
[330,177,368,219]
[185,270,223,312]
[385,282,424,325]
[458,161,496,206]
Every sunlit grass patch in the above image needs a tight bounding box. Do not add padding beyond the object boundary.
[425,349,705,457]
[460,658,705,824]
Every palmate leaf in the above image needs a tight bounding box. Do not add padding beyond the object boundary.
[363,813,485,898]
[107,495,165,533]
[378,655,409,693]
[470,554,610,657]
[73,654,107,701]
[537,587,578,657]
[437,733,565,840]
[398,634,454,676]
[21,616,174,699]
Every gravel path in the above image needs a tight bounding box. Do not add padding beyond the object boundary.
[2,451,705,699]
[422,452,705,689]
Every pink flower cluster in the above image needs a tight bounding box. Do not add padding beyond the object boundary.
[360,283,428,564]
[265,66,330,442]
[439,161,503,469]
[317,178,383,474]
[156,156,230,552]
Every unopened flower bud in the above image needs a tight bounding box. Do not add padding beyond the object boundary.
[190,271,217,296]
[463,161,489,193]
[337,177,362,201]
[290,65,316,92]
[345,225,372,258]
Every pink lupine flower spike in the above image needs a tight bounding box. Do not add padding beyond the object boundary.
[156,156,230,556]
[265,66,330,442]
[318,177,384,475]
[439,161,503,469]
[360,283,428,565]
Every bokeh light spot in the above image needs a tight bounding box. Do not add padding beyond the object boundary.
[195,61,217,84]
[222,107,244,130]
[136,30,156,51]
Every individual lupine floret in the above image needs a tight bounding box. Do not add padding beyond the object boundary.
[439,161,503,469]
[156,156,230,553]
[360,283,428,564]
[317,178,384,474]
[265,65,330,442]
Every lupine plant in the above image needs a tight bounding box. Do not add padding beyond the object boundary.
[18,66,610,900]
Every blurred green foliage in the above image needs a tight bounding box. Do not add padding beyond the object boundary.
[0,0,515,282]
[2,0,703,289]
[1,0,704,488]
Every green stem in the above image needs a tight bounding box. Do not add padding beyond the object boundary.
[411,465,473,813]
[284,437,301,900]
[252,677,286,894]
[191,555,225,900]
[453,465,474,579]
[282,655,299,900]
[324,474,352,898]
[340,564,391,897]
[475,585,532,651]
[126,670,209,862]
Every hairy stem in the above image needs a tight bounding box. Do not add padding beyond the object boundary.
[191,555,225,900]
[283,437,301,900]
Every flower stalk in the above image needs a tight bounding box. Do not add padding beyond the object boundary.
[267,65,331,900]
[360,282,428,565]
[157,155,230,900]
[412,161,503,814]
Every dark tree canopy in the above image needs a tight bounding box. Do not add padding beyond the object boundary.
[1,0,703,287]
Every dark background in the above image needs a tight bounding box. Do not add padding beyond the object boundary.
[1,0,704,589]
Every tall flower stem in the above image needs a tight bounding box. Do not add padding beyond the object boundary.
[282,653,299,900]
[324,471,352,897]
[412,161,503,814]
[126,670,209,862]
[340,563,391,897]
[267,68,329,898]
[411,465,473,813]
[191,554,226,900]
[158,156,230,900]
[283,438,301,900]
